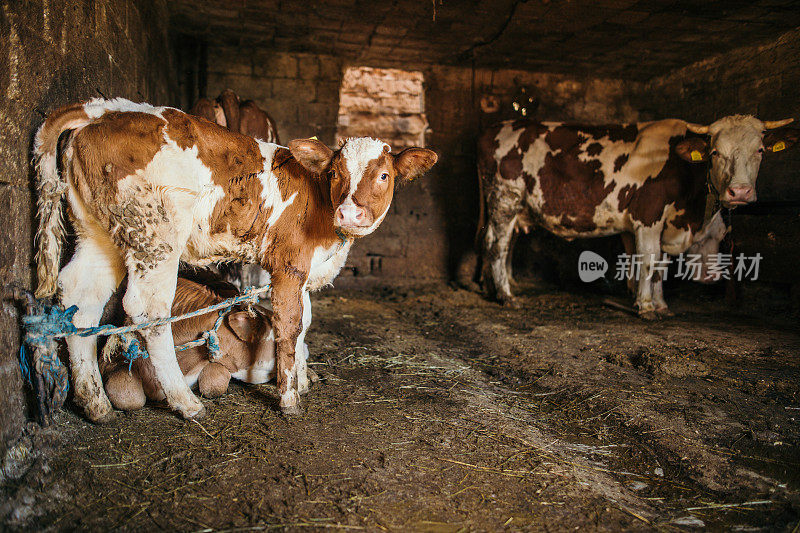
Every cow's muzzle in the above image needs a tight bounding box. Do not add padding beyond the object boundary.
[722,185,756,207]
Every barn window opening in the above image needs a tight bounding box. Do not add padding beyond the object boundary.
[336,66,429,149]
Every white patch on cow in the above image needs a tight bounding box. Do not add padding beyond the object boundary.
[362,204,391,235]
[83,97,173,119]
[307,239,353,291]
[256,142,297,227]
[340,137,388,198]
[495,122,525,161]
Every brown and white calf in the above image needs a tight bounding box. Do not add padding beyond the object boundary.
[101,277,306,410]
[34,98,437,421]
[477,115,795,318]
[191,90,280,290]
[190,89,280,144]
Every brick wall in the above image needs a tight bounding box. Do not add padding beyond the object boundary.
[200,47,644,283]
[204,46,344,145]
[0,0,177,452]
[640,27,800,202]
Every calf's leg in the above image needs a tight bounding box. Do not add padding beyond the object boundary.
[296,290,313,395]
[123,256,205,419]
[270,272,305,414]
[59,236,125,422]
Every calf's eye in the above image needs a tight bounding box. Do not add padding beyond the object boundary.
[379,173,388,182]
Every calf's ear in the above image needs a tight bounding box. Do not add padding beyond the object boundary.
[763,127,800,154]
[675,137,709,163]
[289,139,334,174]
[227,311,259,343]
[393,147,438,182]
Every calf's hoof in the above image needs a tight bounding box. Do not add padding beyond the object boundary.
[92,409,118,425]
[280,389,302,416]
[105,370,146,411]
[187,404,207,420]
[81,389,115,424]
[198,362,231,399]
[655,307,674,318]
[172,394,206,420]
[281,403,303,416]
[308,367,321,384]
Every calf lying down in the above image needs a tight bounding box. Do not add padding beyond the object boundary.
[101,277,308,411]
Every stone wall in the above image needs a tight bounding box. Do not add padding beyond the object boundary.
[0,0,177,452]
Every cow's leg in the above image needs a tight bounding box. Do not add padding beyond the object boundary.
[296,290,313,395]
[59,236,125,422]
[620,232,636,296]
[123,256,205,419]
[506,228,519,286]
[652,265,674,317]
[481,182,523,306]
[634,226,661,320]
[270,272,306,414]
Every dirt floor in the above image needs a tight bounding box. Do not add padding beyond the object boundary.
[2,280,799,532]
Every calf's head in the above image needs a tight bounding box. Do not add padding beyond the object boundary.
[223,306,274,366]
[677,116,796,207]
[685,211,728,283]
[289,137,438,236]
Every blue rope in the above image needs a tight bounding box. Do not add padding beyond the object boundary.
[118,333,149,371]
[19,284,270,407]
[19,344,31,385]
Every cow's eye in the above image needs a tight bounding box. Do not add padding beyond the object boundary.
[758,147,764,153]
[379,173,388,182]
[710,149,719,156]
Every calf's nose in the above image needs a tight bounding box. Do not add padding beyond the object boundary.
[335,204,368,227]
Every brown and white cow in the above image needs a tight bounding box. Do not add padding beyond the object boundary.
[34,98,437,421]
[477,115,795,318]
[101,277,308,410]
[190,89,280,143]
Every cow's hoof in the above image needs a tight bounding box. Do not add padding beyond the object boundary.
[638,310,659,321]
[499,296,520,309]
[656,307,674,318]
[308,367,321,383]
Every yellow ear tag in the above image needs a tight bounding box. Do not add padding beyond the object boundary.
[690,150,703,161]
[773,141,786,152]
[308,136,319,141]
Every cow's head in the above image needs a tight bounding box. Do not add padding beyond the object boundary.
[685,211,728,283]
[289,137,438,237]
[676,116,795,207]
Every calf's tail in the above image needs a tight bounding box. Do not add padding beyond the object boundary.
[33,103,92,298]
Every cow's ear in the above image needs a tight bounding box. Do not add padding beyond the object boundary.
[393,147,438,182]
[675,137,709,163]
[763,127,800,154]
[226,311,259,342]
[289,139,334,174]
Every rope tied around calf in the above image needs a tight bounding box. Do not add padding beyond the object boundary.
[15,283,271,424]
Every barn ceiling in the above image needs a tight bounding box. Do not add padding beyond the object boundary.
[168,0,800,81]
